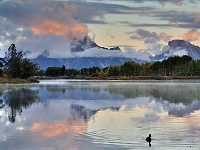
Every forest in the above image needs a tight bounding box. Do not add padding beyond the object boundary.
[42,55,200,78]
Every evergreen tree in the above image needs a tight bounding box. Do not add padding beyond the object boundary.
[3,44,39,79]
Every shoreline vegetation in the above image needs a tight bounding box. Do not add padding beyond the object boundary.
[0,77,39,84]
[34,75,200,80]
[1,76,200,84]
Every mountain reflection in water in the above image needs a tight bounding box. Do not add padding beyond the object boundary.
[0,80,200,149]
[37,81,200,117]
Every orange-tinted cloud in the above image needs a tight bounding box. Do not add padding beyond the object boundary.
[31,120,87,137]
[1,1,88,40]
[32,2,88,40]
[179,29,200,41]
[30,20,88,40]
[194,17,200,23]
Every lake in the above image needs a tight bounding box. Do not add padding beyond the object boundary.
[0,80,200,150]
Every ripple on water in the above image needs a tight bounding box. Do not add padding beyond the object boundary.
[84,109,200,150]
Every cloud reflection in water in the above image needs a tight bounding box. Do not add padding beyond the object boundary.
[1,81,200,149]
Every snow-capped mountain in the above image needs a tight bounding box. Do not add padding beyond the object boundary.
[30,38,200,70]
[70,36,98,52]
[153,40,200,61]
[31,36,147,70]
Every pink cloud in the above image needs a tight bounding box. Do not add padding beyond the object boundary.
[194,17,200,23]
[179,29,200,41]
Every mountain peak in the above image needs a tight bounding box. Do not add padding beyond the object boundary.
[70,36,98,53]
[154,39,200,61]
[168,40,191,48]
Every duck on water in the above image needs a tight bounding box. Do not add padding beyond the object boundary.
[146,134,151,147]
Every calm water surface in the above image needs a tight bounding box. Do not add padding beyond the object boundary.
[0,80,200,150]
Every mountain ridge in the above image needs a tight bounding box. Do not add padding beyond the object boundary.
[154,39,200,61]
[31,39,200,70]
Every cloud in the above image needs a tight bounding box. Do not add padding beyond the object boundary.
[178,29,200,41]
[167,100,200,117]
[0,1,96,58]
[168,21,179,27]
[106,33,115,39]
[31,120,86,137]
[194,17,200,23]
[30,20,87,40]
[125,29,173,55]
[0,0,199,59]
[118,9,199,29]
[152,11,200,28]
[126,10,166,15]
[160,0,183,6]
[93,0,194,6]
[0,1,89,40]
[126,29,173,42]
[73,47,151,61]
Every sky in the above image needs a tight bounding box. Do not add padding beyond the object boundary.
[0,0,200,58]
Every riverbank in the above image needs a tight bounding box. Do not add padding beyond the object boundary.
[34,75,200,80]
[0,77,39,84]
[84,76,200,80]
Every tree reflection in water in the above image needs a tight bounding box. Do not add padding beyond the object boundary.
[3,88,39,123]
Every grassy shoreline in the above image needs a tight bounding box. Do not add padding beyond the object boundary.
[1,76,200,84]
[0,77,39,84]
[83,76,200,80]
[35,75,200,80]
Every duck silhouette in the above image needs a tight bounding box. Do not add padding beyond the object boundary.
[146,134,151,147]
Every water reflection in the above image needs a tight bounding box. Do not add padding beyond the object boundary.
[2,88,39,123]
[1,80,200,149]
[70,104,98,121]
[37,81,200,117]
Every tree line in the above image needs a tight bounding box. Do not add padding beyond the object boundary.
[43,55,200,77]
